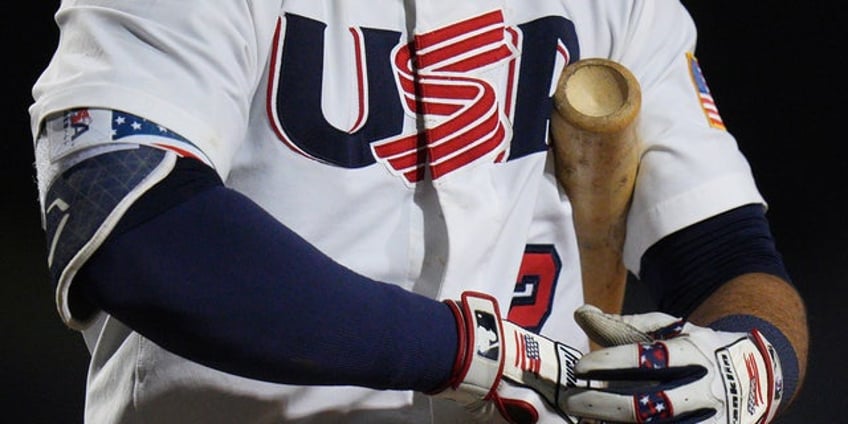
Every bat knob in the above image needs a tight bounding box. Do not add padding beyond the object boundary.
[553,58,641,134]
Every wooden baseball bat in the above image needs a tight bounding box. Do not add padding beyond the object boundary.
[550,58,642,318]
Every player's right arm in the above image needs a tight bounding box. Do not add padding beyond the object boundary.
[31,3,581,422]
[37,116,578,423]
[40,127,457,390]
[30,0,457,390]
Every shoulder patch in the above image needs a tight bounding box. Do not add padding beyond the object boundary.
[686,52,726,131]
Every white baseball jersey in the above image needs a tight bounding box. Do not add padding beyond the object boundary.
[29,0,764,422]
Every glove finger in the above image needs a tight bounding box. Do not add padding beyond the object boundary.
[575,337,708,377]
[574,305,687,348]
[561,386,717,424]
[574,339,709,389]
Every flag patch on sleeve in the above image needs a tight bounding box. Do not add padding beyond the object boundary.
[687,52,726,130]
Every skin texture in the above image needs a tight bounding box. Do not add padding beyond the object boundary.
[688,272,809,405]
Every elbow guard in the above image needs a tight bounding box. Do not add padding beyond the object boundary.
[35,108,209,329]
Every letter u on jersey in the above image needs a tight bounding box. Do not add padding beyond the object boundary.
[266,11,580,184]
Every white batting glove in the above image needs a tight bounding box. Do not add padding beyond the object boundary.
[563,305,784,424]
[434,291,583,423]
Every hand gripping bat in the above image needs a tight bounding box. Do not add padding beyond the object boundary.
[550,58,642,321]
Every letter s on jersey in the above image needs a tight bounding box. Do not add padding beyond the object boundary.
[266,11,579,184]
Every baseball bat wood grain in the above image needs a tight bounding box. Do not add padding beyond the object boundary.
[550,58,642,318]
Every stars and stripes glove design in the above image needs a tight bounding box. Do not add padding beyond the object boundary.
[563,305,784,424]
[434,291,583,423]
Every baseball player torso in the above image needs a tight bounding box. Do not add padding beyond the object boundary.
[31,1,765,422]
[230,0,587,327]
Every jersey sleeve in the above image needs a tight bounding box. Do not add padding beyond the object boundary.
[611,1,766,275]
[29,0,281,178]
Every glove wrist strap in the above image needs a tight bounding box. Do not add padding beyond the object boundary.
[710,314,797,413]
[433,292,505,405]
[715,329,784,423]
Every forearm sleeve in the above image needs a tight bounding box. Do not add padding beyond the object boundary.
[74,153,457,392]
[639,203,792,317]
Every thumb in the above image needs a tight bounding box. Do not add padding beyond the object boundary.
[573,305,685,348]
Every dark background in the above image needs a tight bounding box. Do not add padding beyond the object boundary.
[2,2,845,422]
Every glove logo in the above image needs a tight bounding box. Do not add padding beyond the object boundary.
[716,349,742,424]
[474,311,500,360]
[555,344,581,387]
[744,352,764,415]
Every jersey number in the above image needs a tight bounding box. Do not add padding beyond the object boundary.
[508,244,561,333]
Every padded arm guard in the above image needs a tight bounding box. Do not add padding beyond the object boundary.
[36,110,179,328]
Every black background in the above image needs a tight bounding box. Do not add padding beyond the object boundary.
[2,2,845,422]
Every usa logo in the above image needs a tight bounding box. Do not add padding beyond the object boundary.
[65,109,92,142]
[266,11,580,185]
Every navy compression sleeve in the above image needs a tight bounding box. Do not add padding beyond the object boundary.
[639,203,793,318]
[75,156,457,392]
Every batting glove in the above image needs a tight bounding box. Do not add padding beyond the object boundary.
[562,305,784,424]
[434,291,583,423]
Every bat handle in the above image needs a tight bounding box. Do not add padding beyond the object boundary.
[550,58,642,318]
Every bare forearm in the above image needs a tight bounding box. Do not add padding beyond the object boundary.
[689,272,809,404]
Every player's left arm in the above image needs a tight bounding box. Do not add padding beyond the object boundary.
[640,203,809,413]
[688,271,808,406]
[562,204,808,423]
[558,1,807,421]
